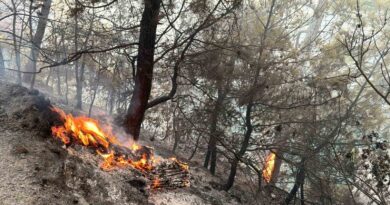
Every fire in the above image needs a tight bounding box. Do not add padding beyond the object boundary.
[151,177,161,189]
[131,143,141,151]
[50,106,190,189]
[51,107,116,149]
[262,152,276,183]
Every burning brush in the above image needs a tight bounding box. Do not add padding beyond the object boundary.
[50,106,190,190]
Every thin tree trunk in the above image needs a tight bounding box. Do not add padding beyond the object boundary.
[74,13,81,109]
[45,68,52,86]
[204,57,234,175]
[11,0,22,85]
[300,179,305,205]
[52,32,62,95]
[75,56,86,109]
[172,104,179,153]
[89,70,101,117]
[224,102,254,190]
[0,47,5,77]
[108,88,116,114]
[75,8,95,109]
[204,86,225,175]
[257,171,262,192]
[56,67,62,95]
[188,134,201,161]
[24,0,52,88]
[65,67,69,104]
[285,162,305,205]
[125,0,161,140]
[64,22,70,104]
[225,157,239,190]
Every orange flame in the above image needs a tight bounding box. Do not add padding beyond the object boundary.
[262,152,276,183]
[51,107,158,173]
[50,106,190,189]
[151,177,161,189]
[51,107,117,148]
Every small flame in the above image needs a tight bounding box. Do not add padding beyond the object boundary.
[262,152,276,183]
[50,106,189,189]
[151,177,161,189]
[131,143,141,151]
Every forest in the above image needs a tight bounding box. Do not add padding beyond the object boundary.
[0,0,389,204]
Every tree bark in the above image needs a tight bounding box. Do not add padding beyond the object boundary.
[0,47,5,77]
[224,102,253,190]
[125,0,161,140]
[75,8,94,109]
[11,0,22,85]
[89,70,101,117]
[108,67,118,114]
[75,56,86,109]
[172,103,180,153]
[285,162,305,205]
[74,14,81,109]
[204,86,225,175]
[45,68,52,86]
[65,67,69,104]
[56,67,62,95]
[24,0,52,87]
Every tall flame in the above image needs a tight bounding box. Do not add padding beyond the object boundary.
[50,107,117,149]
[262,152,276,183]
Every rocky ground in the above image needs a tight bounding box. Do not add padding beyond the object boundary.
[0,82,246,205]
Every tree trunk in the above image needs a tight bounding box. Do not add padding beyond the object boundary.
[0,47,5,77]
[45,68,52,86]
[75,57,86,109]
[65,67,69,104]
[204,86,225,175]
[11,0,22,85]
[56,67,62,95]
[172,104,179,153]
[125,0,161,141]
[74,8,94,109]
[89,69,101,117]
[285,162,305,205]
[188,134,201,161]
[108,87,116,114]
[24,0,52,87]
[224,157,239,190]
[74,14,81,109]
[224,102,253,190]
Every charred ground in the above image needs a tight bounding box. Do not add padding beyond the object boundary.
[0,82,251,205]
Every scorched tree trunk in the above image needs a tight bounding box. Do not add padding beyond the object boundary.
[125,0,161,140]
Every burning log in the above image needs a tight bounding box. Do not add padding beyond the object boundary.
[50,106,190,190]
